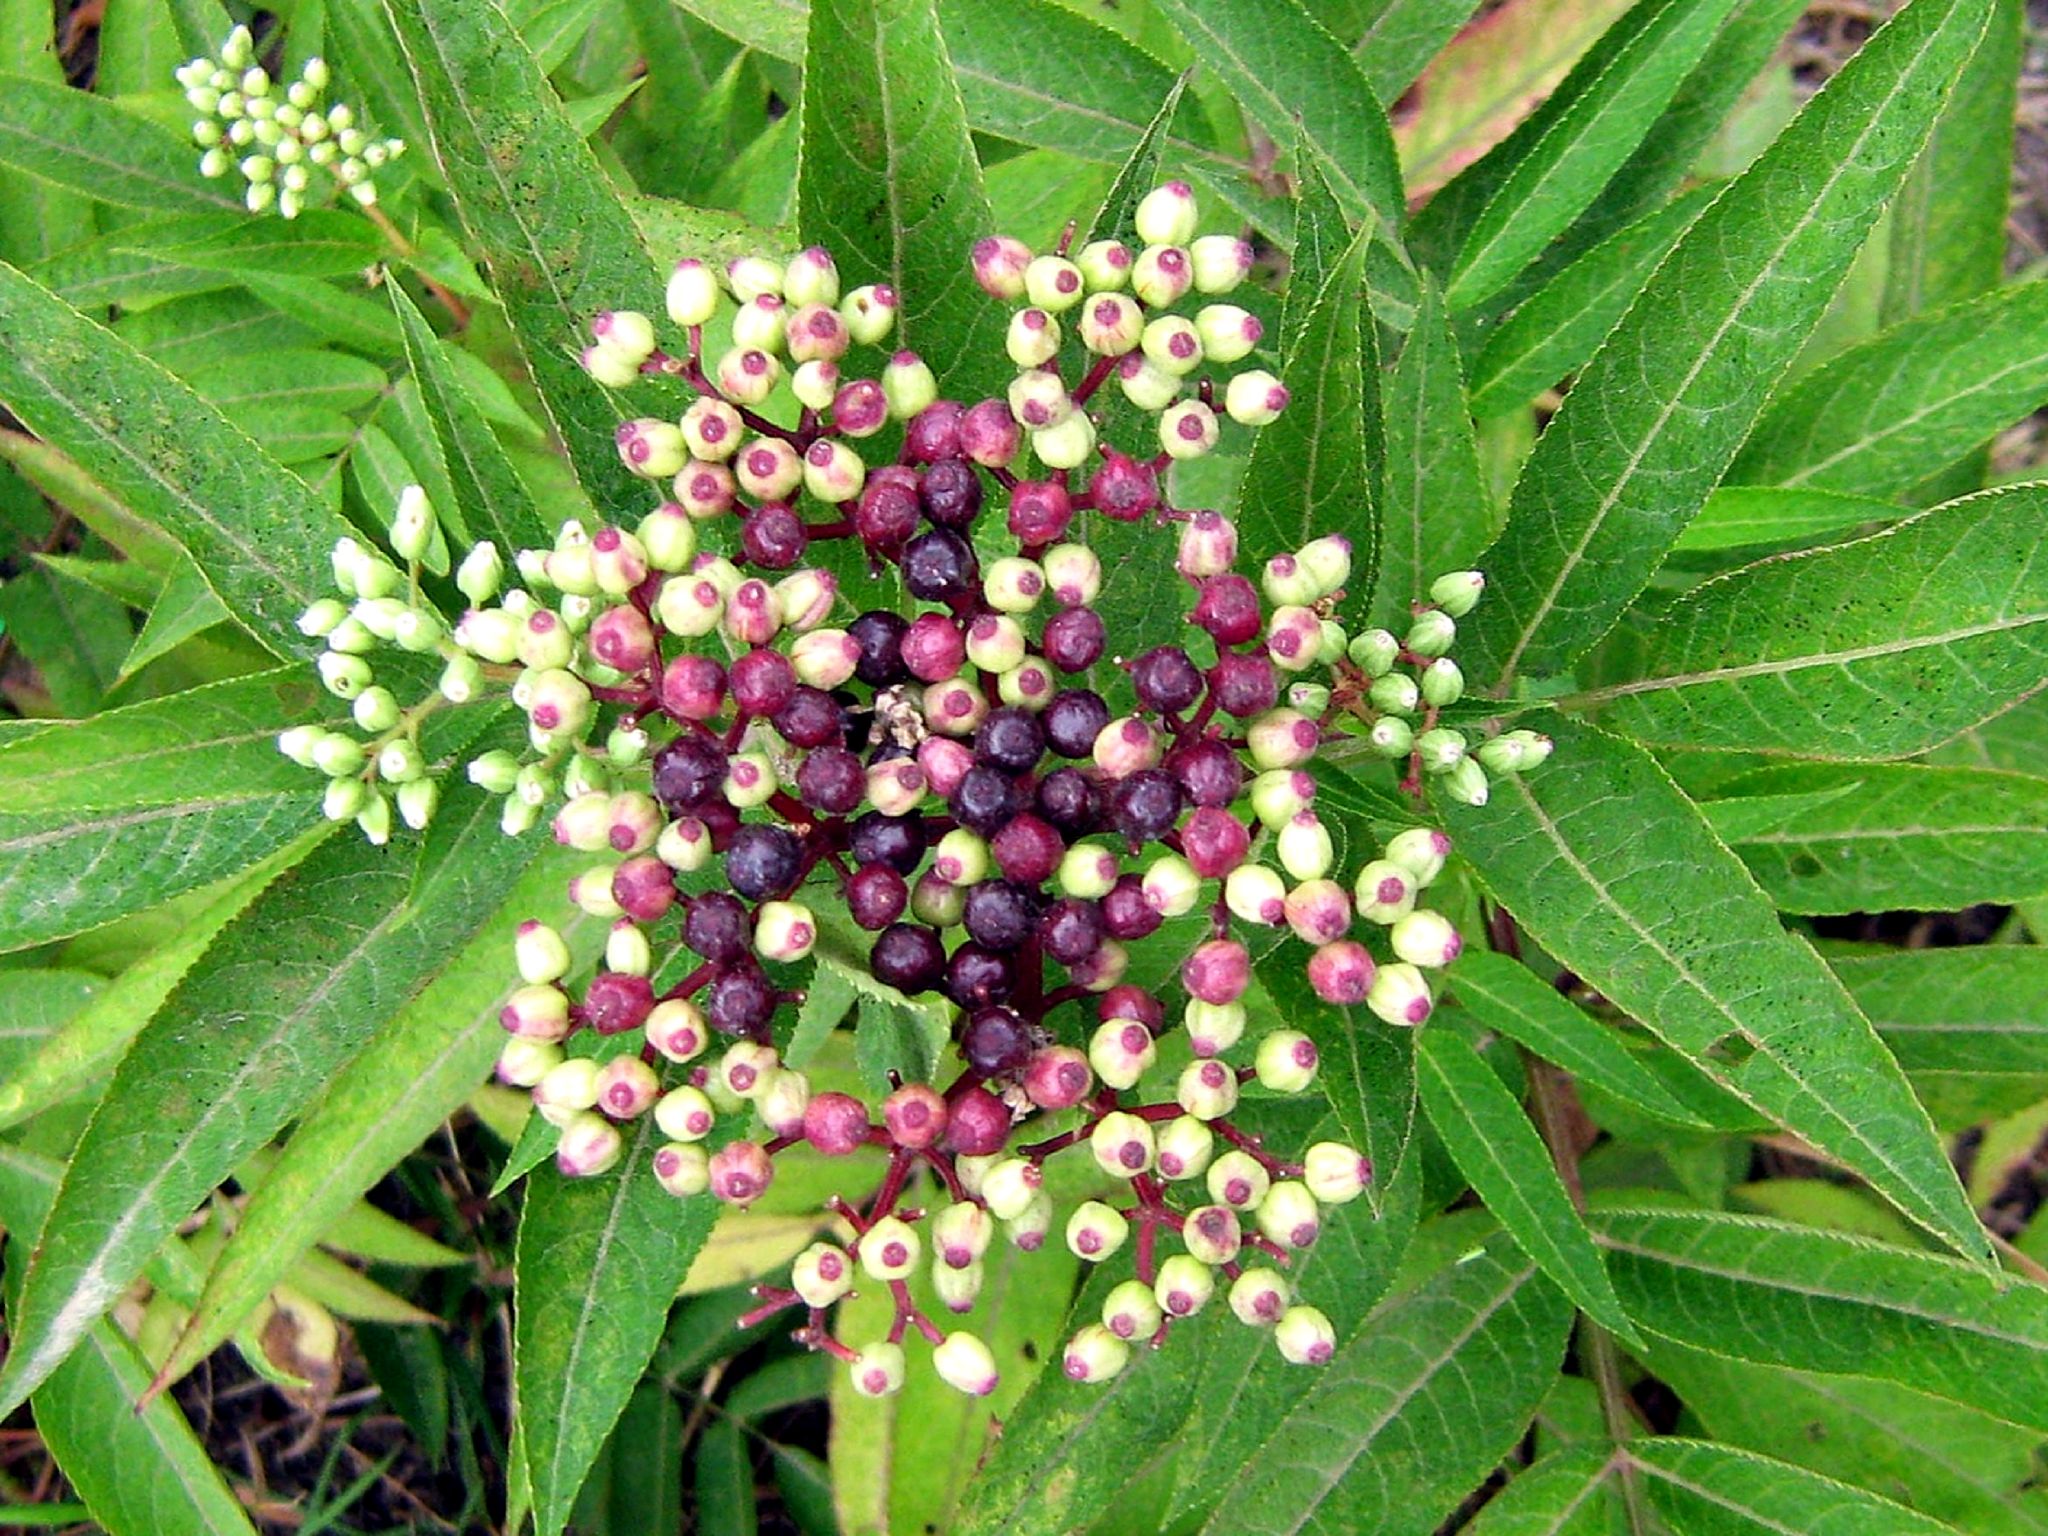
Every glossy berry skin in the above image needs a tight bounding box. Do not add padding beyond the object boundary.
[1039,897,1106,965]
[849,609,911,685]
[951,765,1025,837]
[904,400,965,462]
[846,863,910,929]
[726,824,803,900]
[1006,480,1072,545]
[797,746,865,814]
[583,971,655,1035]
[900,612,967,681]
[1035,768,1100,834]
[962,1006,1034,1075]
[1130,646,1204,713]
[902,528,980,600]
[963,880,1040,952]
[1099,875,1163,941]
[1108,770,1184,846]
[729,647,798,718]
[651,733,727,812]
[976,708,1046,775]
[1209,653,1279,718]
[742,502,807,568]
[1041,606,1106,672]
[849,809,927,874]
[944,1085,1011,1155]
[705,964,777,1041]
[1193,574,1262,645]
[1043,690,1110,759]
[774,687,847,749]
[870,922,947,993]
[920,458,984,528]
[855,467,921,549]
[991,813,1064,885]
[1166,737,1246,807]
[945,942,1015,1007]
[683,892,753,964]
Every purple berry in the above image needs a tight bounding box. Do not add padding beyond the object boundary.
[976,707,1046,774]
[1100,874,1163,941]
[684,892,752,962]
[583,970,655,1035]
[1038,896,1105,965]
[804,1091,871,1155]
[1043,689,1110,758]
[1165,736,1245,807]
[951,765,1024,836]
[726,824,803,900]
[660,654,727,721]
[900,612,967,682]
[962,879,1040,952]
[796,745,865,813]
[990,813,1063,885]
[1193,575,1262,645]
[729,648,798,719]
[741,502,808,568]
[1209,653,1279,718]
[848,809,927,873]
[870,922,946,992]
[903,528,979,600]
[849,610,911,685]
[1006,480,1072,545]
[652,733,728,812]
[855,467,922,550]
[1108,769,1184,845]
[904,400,965,463]
[1088,452,1159,523]
[1130,646,1204,714]
[945,942,1015,1007]
[1042,606,1106,672]
[772,686,846,749]
[706,963,778,1040]
[962,1005,1034,1076]
[944,1085,1011,1154]
[847,863,910,930]
[1035,767,1101,834]
[920,458,984,529]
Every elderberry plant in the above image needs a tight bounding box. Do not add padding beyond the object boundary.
[273,176,1548,1397]
[3,0,2048,1532]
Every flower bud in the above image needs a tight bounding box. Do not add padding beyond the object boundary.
[1117,353,1181,410]
[1223,864,1287,927]
[1066,1200,1129,1262]
[1134,180,1198,245]
[1063,1324,1130,1384]
[850,1341,907,1398]
[1006,306,1062,367]
[1159,399,1219,459]
[1177,1058,1239,1122]
[932,1200,993,1268]
[1405,609,1457,658]
[1207,1150,1270,1210]
[1091,1111,1156,1178]
[981,1157,1043,1222]
[1384,828,1450,887]
[1276,812,1334,881]
[882,351,938,419]
[1141,313,1202,375]
[1102,1278,1163,1342]
[1182,1203,1243,1266]
[1155,1254,1214,1318]
[1276,1304,1336,1365]
[556,1110,624,1177]
[1441,757,1491,806]
[860,1215,922,1280]
[931,1259,985,1314]
[1024,254,1085,312]
[1006,1188,1054,1250]
[1475,729,1553,775]
[1224,370,1288,426]
[792,1241,854,1307]
[972,235,1033,299]
[1429,569,1486,617]
[1255,1030,1319,1093]
[1078,291,1144,355]
[1087,1018,1157,1092]
[653,1084,716,1142]
[666,258,720,326]
[595,1055,660,1119]
[933,1331,1000,1397]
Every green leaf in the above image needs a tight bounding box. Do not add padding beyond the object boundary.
[1449,950,1711,1129]
[114,291,318,380]
[153,847,596,1388]
[797,0,1007,401]
[1704,762,2048,913]
[1884,0,2021,328]
[1150,0,1405,243]
[1194,1240,1570,1536]
[186,349,390,417]
[1238,229,1375,586]
[1838,948,2048,1127]
[0,969,99,1081]
[1650,1339,2048,1536]
[1730,281,2048,500]
[670,0,807,59]
[389,281,552,554]
[1572,487,2048,758]
[516,1119,722,1536]
[1629,1438,1960,1535]
[0,561,130,715]
[1444,715,1986,1259]
[1078,68,1192,250]
[1434,0,1744,310]
[1352,0,1484,106]
[382,0,672,514]
[1594,1207,2048,1434]
[1372,277,1488,626]
[119,555,230,682]
[1467,185,1713,420]
[1670,484,1900,553]
[1461,0,1993,690]
[0,260,361,656]
[0,1148,260,1536]
[132,211,390,279]
[1463,1446,1618,1536]
[1416,1029,1638,1341]
[0,836,317,1132]
[0,782,539,1417]
[0,74,240,215]
[1260,960,1414,1207]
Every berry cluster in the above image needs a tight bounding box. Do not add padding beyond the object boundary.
[276,178,1551,1396]
[178,26,404,218]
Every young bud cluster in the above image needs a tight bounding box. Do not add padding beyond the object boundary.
[178,27,405,217]
[274,179,1552,1400]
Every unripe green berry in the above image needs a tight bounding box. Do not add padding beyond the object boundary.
[1276,812,1334,881]
[1303,1142,1372,1204]
[1154,1254,1214,1317]
[982,1156,1041,1222]
[1368,717,1413,758]
[850,1341,906,1398]
[1429,569,1485,617]
[1176,1058,1239,1121]
[934,1331,1001,1397]
[322,775,368,822]
[1102,1279,1163,1341]
[1182,1203,1243,1266]
[1255,1029,1319,1093]
[1206,1150,1269,1210]
[861,1216,922,1281]
[1090,1111,1156,1178]
[1229,1267,1291,1327]
[1154,1113,1215,1181]
[1416,727,1467,774]
[1063,1324,1130,1384]
[1183,1000,1246,1059]
[931,1258,985,1314]
[1441,756,1490,806]
[496,1037,562,1088]
[1065,1200,1129,1262]
[1275,1304,1336,1365]
[1406,609,1457,658]
[376,737,425,783]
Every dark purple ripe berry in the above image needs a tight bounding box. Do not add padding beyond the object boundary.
[1038,897,1105,965]
[870,922,946,993]
[849,609,911,686]
[652,732,728,813]
[854,466,922,550]
[1193,574,1262,646]
[741,502,808,569]
[583,971,655,1034]
[920,457,984,529]
[944,1084,1012,1155]
[729,647,797,719]
[963,879,1040,952]
[683,891,753,963]
[1108,769,1184,846]
[773,686,845,749]
[1041,606,1106,673]
[945,942,1015,1007]
[1088,451,1159,523]
[1035,767,1101,834]
[796,745,865,814]
[726,824,803,900]
[1100,874,1163,941]
[706,963,777,1042]
[1130,646,1205,714]
[1209,653,1279,718]
[904,400,964,463]
[1006,480,1072,546]
[846,863,909,930]
[1165,736,1246,807]
[961,1006,1034,1076]
[848,808,928,874]
[902,528,979,601]
[900,612,967,682]
[950,765,1023,837]
[991,813,1064,885]
[1043,689,1109,759]
[976,707,1045,775]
